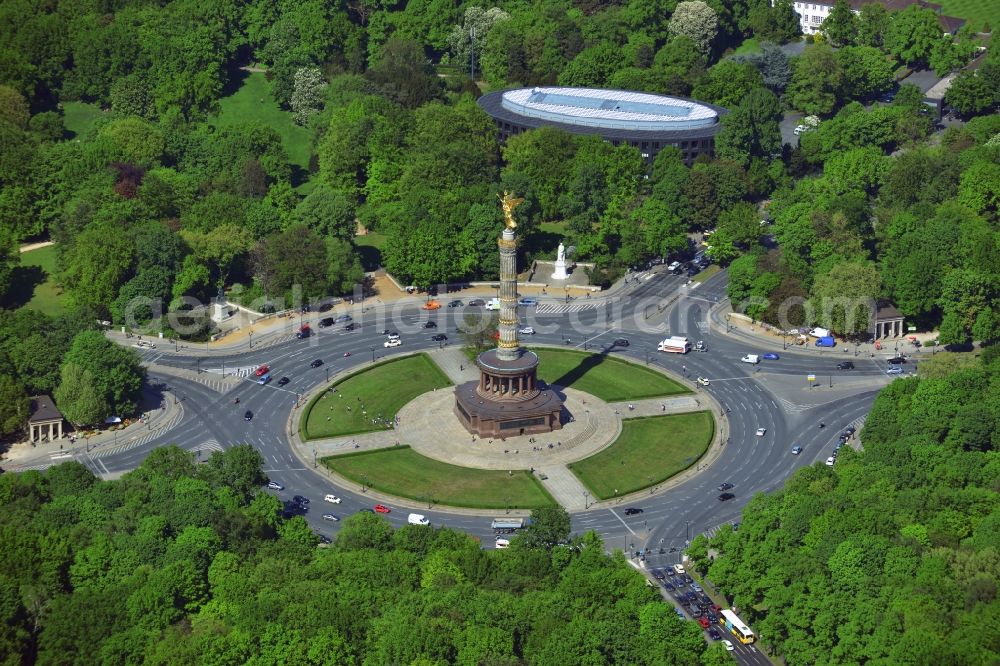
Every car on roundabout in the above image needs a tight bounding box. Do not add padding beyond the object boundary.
[293,495,310,505]
[323,494,342,504]
[756,428,766,437]
[322,514,339,522]
[310,359,323,368]
[422,301,442,310]
[422,321,437,329]
[448,300,463,307]
[384,338,402,348]
[718,492,735,501]
[254,365,269,377]
[335,314,352,323]
[614,338,630,347]
[277,376,290,386]
[717,482,733,491]
[318,318,334,328]
[791,445,803,455]
[266,481,283,491]
[244,410,253,421]
[623,507,643,516]
[694,340,707,352]
[431,334,447,341]
[697,376,710,386]
[886,366,904,375]
[519,327,535,335]
[518,297,538,306]
[837,361,855,370]
[467,299,485,306]
[374,504,391,514]
[762,352,780,360]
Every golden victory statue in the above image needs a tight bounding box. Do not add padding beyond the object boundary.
[499,191,524,229]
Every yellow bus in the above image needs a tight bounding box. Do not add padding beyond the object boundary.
[719,609,755,644]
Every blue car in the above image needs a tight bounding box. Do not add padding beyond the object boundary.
[762,352,780,360]
[518,297,538,306]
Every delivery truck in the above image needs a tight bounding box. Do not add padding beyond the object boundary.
[657,336,691,353]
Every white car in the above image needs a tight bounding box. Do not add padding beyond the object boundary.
[791,446,803,455]
[266,481,283,491]
[722,640,735,651]
[756,428,766,437]
[519,327,535,335]
[384,338,402,348]
[673,563,686,575]
[495,538,510,549]
[322,513,339,522]
[825,456,836,466]
[323,494,342,504]
[741,354,760,364]
[793,124,810,135]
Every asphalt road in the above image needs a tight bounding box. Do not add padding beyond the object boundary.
[28,267,889,660]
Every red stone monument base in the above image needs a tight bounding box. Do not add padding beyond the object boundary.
[454,381,564,438]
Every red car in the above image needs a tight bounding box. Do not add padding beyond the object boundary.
[374,504,391,514]
[698,617,710,629]
[255,364,270,377]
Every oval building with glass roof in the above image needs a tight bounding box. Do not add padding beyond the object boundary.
[478,87,727,165]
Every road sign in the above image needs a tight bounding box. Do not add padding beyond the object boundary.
[807,374,816,382]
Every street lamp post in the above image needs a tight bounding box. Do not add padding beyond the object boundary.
[249,330,253,348]
[370,346,375,363]
[685,520,690,543]
[649,476,654,494]
[583,491,589,510]
[313,449,317,468]
[504,497,511,514]
[726,313,731,333]
[326,367,330,383]
[783,333,787,350]
[197,358,201,374]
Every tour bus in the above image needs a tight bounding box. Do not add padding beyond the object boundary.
[719,609,755,644]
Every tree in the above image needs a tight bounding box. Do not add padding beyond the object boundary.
[290,67,327,126]
[945,64,1000,117]
[0,85,29,129]
[836,46,895,99]
[364,36,442,109]
[0,374,28,438]
[822,0,856,47]
[291,185,356,242]
[501,127,576,220]
[445,6,510,74]
[886,5,943,66]
[692,60,764,108]
[809,260,880,336]
[109,75,154,119]
[54,363,109,426]
[518,506,571,549]
[715,87,783,167]
[182,224,256,289]
[97,117,166,169]
[748,0,801,44]
[61,331,145,417]
[855,3,890,48]
[325,238,365,295]
[786,44,845,115]
[668,1,719,54]
[257,225,329,299]
[60,221,135,318]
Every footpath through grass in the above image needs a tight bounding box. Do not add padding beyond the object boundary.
[302,354,452,439]
[10,246,68,316]
[323,446,556,510]
[212,72,312,172]
[533,349,690,402]
[570,411,715,499]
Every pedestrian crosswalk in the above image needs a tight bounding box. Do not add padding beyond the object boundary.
[535,301,602,315]
[91,409,185,458]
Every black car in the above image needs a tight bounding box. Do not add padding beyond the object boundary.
[623,507,643,516]
[468,299,485,306]
[845,425,856,435]
[685,591,698,601]
[310,359,323,368]
[448,300,463,308]
[431,334,448,341]
[887,356,906,364]
[380,329,398,336]
[343,322,357,331]
[293,495,310,505]
[653,570,665,580]
[277,376,290,386]
[708,628,722,640]
[663,582,675,591]
[614,338,630,347]
[318,302,334,313]
[717,482,733,491]
[318,317,335,328]
[718,492,735,501]
[837,361,855,370]
[244,410,253,421]
[423,321,437,329]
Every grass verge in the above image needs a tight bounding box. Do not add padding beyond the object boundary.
[323,446,556,510]
[212,71,312,172]
[9,246,68,315]
[937,0,997,32]
[569,411,715,499]
[302,354,452,439]
[533,348,690,401]
[692,264,721,283]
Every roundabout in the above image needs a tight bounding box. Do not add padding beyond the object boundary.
[298,348,721,512]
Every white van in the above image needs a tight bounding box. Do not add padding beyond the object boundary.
[407,513,430,526]
[741,354,760,364]
[495,538,510,549]
[485,298,501,311]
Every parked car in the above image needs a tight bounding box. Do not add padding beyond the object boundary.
[718,493,735,501]
[667,260,682,272]
[310,359,324,368]
[762,352,780,360]
[624,507,643,516]
[826,456,836,466]
[318,302,334,313]
[374,504,391,513]
[244,410,253,421]
[837,361,855,370]
[323,494,342,504]
[277,376,290,386]
[266,481,283,491]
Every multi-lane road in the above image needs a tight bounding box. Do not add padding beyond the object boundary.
[16,268,889,659]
